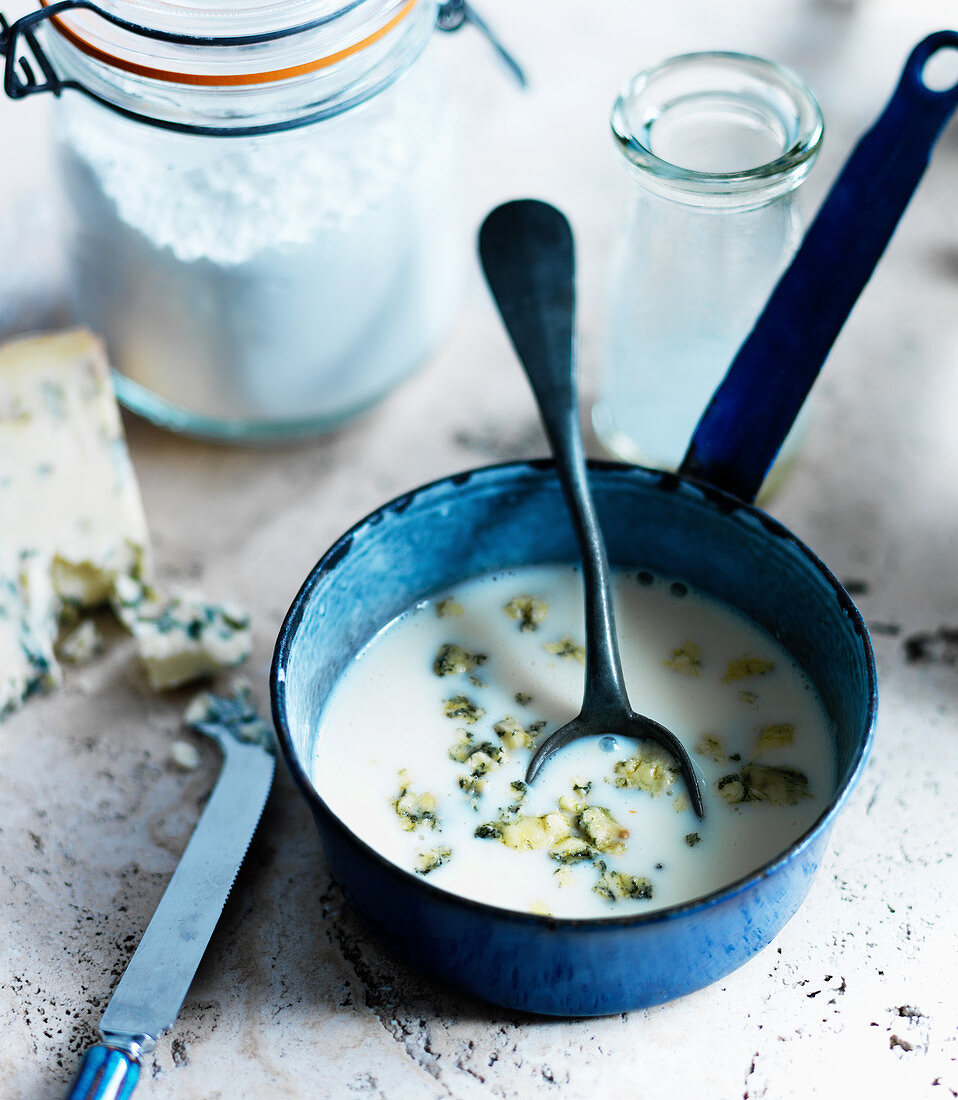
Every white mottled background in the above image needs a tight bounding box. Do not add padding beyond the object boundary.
[1,1,956,1097]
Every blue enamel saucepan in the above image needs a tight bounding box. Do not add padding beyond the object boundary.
[271,33,958,1015]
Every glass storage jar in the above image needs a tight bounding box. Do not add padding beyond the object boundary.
[12,0,462,440]
[593,52,823,485]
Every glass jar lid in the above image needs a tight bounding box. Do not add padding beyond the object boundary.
[20,0,437,132]
[72,0,367,40]
[40,0,422,85]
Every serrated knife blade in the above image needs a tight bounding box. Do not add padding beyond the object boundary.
[66,693,276,1100]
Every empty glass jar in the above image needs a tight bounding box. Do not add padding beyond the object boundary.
[593,52,823,480]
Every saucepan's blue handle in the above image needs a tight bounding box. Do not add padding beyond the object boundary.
[680,30,958,504]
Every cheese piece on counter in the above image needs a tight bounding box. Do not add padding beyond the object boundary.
[112,576,252,691]
[0,550,61,718]
[0,329,149,717]
[184,679,274,748]
[0,329,252,719]
[56,618,104,665]
[0,329,152,606]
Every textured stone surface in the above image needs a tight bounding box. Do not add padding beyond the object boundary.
[1,1,957,1098]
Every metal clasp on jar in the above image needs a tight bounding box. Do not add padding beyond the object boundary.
[1,1,77,100]
[436,0,526,87]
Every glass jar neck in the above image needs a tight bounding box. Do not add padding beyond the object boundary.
[41,0,437,134]
[612,51,823,211]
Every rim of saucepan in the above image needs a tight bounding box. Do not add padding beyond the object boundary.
[271,459,878,931]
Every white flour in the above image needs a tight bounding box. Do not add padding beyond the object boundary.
[56,55,461,430]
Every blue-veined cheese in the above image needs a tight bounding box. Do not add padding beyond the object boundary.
[0,550,60,717]
[112,576,252,691]
[0,330,251,716]
[183,680,274,748]
[0,329,151,605]
[0,330,150,716]
[56,618,103,665]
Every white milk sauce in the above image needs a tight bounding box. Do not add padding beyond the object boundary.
[314,565,834,918]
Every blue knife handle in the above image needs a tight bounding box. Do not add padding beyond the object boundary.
[66,1046,140,1100]
[680,30,958,503]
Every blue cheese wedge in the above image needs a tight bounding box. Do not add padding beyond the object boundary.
[0,331,150,717]
[0,550,60,717]
[0,330,151,606]
[113,576,252,691]
[0,330,255,717]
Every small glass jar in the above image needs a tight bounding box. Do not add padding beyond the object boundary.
[29,0,462,440]
[593,52,823,480]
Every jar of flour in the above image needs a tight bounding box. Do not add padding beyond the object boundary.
[29,0,462,440]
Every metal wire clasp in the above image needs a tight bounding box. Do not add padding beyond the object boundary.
[1,1,84,100]
[436,1,526,88]
[1,2,75,100]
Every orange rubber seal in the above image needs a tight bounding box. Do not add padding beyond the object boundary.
[39,0,420,86]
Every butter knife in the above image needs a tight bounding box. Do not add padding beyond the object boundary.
[65,689,276,1100]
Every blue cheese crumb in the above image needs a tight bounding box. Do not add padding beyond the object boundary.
[544,635,585,664]
[184,680,275,749]
[493,715,535,750]
[170,740,201,770]
[664,640,702,676]
[723,655,774,682]
[693,734,726,764]
[754,723,795,757]
[443,695,485,723]
[433,643,487,677]
[392,770,440,831]
[578,806,629,854]
[57,618,102,665]
[594,867,653,902]
[415,846,452,874]
[613,745,677,795]
[496,812,571,851]
[717,764,810,806]
[113,576,252,690]
[503,594,549,632]
[456,741,505,804]
[550,837,597,865]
